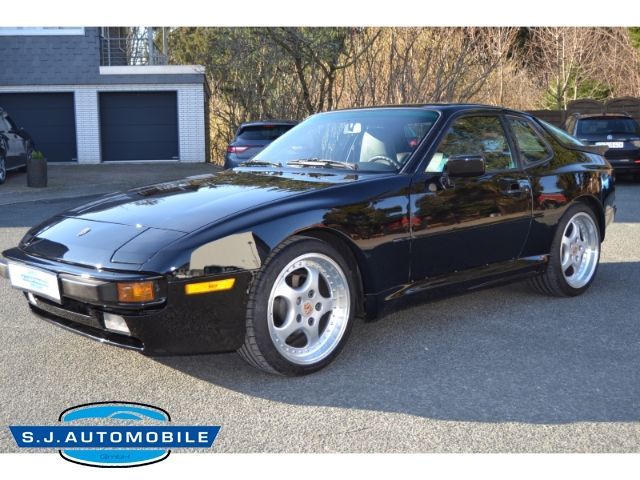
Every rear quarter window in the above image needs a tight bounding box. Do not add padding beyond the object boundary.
[507,117,552,164]
[538,119,585,148]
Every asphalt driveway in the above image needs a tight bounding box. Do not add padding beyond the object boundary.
[0,171,638,453]
[0,163,220,206]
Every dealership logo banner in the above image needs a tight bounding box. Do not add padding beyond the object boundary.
[9,402,221,467]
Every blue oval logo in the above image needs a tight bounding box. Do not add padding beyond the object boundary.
[9,401,220,467]
[59,402,171,467]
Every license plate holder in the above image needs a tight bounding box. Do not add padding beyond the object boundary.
[8,263,61,304]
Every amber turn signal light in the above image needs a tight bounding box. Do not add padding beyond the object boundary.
[185,278,236,295]
[117,281,156,303]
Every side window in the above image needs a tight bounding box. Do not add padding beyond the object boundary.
[0,117,8,133]
[426,115,514,173]
[507,117,552,165]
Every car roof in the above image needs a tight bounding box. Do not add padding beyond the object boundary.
[320,103,529,116]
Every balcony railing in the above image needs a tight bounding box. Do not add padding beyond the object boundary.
[100,31,168,67]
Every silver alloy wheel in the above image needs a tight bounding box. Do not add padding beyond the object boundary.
[267,253,350,365]
[560,212,600,288]
[0,156,6,183]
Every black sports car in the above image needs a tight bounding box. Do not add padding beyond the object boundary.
[0,105,616,376]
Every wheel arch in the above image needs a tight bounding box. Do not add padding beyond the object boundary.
[293,227,370,319]
[573,194,606,241]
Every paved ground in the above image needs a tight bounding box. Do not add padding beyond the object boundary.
[0,171,638,452]
[0,163,220,206]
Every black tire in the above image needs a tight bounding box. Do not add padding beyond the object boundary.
[528,203,601,297]
[0,154,6,185]
[238,235,357,376]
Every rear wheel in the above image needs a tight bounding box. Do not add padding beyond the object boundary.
[529,204,601,296]
[238,236,356,375]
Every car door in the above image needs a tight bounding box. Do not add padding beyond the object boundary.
[409,113,533,280]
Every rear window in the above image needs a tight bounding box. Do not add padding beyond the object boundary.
[576,117,640,136]
[237,124,295,141]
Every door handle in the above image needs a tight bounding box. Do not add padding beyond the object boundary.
[500,179,531,195]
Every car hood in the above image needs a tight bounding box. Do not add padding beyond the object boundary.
[60,169,368,232]
[18,169,374,268]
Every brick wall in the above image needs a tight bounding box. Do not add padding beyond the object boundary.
[177,85,206,162]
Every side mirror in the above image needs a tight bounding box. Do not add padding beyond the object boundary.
[445,155,486,177]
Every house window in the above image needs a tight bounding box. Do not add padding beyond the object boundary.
[0,27,85,36]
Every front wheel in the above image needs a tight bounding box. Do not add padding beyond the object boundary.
[238,236,356,375]
[529,204,601,296]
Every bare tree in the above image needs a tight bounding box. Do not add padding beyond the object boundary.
[264,27,380,115]
[169,26,640,164]
[528,27,606,109]
[596,28,640,98]
[341,28,503,108]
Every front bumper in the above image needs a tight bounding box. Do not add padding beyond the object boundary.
[1,248,251,355]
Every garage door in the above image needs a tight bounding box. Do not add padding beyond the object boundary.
[0,93,77,162]
[100,92,179,161]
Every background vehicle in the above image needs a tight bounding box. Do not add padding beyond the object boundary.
[224,120,297,169]
[1,105,615,376]
[563,113,640,178]
[0,107,35,185]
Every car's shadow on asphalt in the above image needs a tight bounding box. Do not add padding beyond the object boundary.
[156,260,640,425]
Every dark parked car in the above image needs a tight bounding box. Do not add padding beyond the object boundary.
[224,120,297,169]
[563,113,640,177]
[0,107,34,184]
[1,105,615,376]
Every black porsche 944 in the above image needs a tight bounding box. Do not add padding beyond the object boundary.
[1,105,616,375]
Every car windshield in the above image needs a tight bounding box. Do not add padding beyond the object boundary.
[576,117,640,136]
[253,108,439,172]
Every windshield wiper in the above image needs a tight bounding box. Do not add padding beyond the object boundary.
[239,160,282,167]
[287,158,357,170]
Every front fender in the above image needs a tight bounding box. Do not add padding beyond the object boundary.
[144,175,413,296]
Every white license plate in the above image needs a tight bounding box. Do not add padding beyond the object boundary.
[8,263,61,303]
[595,141,624,148]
